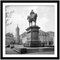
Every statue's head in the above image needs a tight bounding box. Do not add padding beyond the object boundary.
[30,10,35,15]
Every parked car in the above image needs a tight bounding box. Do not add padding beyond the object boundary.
[6,45,10,48]
[10,45,14,49]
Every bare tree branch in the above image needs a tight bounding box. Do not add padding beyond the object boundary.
[5,9,14,26]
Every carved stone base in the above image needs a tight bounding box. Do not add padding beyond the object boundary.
[25,25,40,47]
[24,41,41,47]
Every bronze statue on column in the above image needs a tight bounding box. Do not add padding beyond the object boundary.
[27,10,37,26]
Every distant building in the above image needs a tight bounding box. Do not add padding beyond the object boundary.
[5,33,14,45]
[20,30,54,47]
[39,30,54,46]
[15,25,22,44]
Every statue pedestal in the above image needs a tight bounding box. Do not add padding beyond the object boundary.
[25,25,40,47]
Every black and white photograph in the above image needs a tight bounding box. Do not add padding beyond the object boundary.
[2,1,58,58]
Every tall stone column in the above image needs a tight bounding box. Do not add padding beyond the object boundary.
[26,26,40,47]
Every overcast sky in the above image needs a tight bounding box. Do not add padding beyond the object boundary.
[5,4,55,36]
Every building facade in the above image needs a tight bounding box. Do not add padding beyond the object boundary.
[5,33,14,45]
[20,30,54,47]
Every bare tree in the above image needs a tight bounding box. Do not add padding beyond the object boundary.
[5,6,14,26]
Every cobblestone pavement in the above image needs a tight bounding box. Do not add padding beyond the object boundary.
[6,45,54,54]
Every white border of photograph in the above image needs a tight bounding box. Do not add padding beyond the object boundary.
[3,3,57,57]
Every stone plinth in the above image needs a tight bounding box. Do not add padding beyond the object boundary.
[25,25,40,47]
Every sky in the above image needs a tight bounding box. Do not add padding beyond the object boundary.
[5,4,55,36]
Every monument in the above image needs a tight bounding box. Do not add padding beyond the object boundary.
[25,10,40,47]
